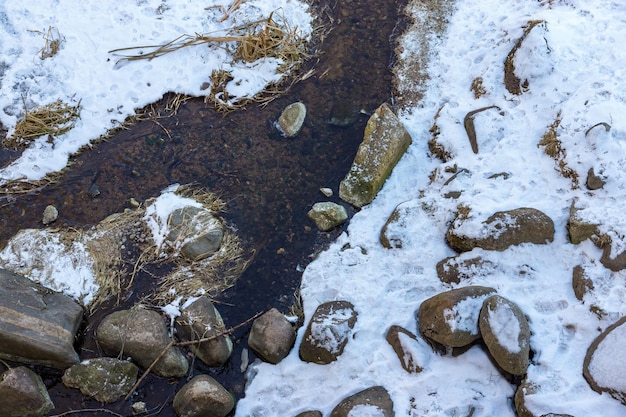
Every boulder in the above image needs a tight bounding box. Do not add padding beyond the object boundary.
[446,207,554,252]
[300,301,358,364]
[62,357,138,403]
[583,316,626,404]
[173,374,234,417]
[479,295,530,376]
[330,386,394,417]
[339,103,412,208]
[307,202,348,231]
[0,269,82,369]
[248,308,296,364]
[277,102,306,137]
[436,256,494,284]
[96,309,188,378]
[385,325,429,373]
[166,206,224,261]
[418,286,496,349]
[175,297,232,367]
[0,366,54,417]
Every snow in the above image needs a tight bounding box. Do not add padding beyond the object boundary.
[1,0,626,416]
[443,294,491,334]
[485,299,521,354]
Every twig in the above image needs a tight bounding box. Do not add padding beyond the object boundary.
[48,409,123,417]
[124,310,265,400]
[219,0,245,22]
[585,122,611,137]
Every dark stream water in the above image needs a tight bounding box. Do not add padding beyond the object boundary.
[0,0,408,415]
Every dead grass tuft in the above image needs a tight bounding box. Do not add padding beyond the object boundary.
[30,26,65,60]
[470,77,487,99]
[538,111,579,188]
[3,99,81,150]
[428,105,453,162]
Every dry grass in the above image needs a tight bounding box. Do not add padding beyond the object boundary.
[538,111,579,187]
[109,12,310,112]
[3,99,81,150]
[428,105,453,162]
[30,26,65,60]
[470,77,487,99]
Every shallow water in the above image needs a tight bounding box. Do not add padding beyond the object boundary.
[0,0,408,415]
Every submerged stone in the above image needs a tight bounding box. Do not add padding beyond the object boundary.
[277,102,307,137]
[62,357,138,403]
[307,202,348,231]
[0,366,54,417]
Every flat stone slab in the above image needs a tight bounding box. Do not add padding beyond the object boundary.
[0,269,83,369]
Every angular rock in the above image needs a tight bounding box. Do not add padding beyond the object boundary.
[300,301,358,364]
[572,265,594,301]
[567,201,598,245]
[600,242,626,271]
[385,325,430,373]
[514,379,540,417]
[277,102,306,137]
[380,201,419,249]
[330,386,394,417]
[167,206,224,261]
[173,374,234,417]
[586,168,606,190]
[0,269,82,369]
[307,202,348,231]
[62,357,138,403]
[418,286,496,349]
[0,366,54,417]
[96,309,188,378]
[436,256,495,284]
[175,297,232,367]
[583,316,626,404]
[479,295,530,376]
[248,308,296,364]
[339,103,412,208]
[446,207,554,252]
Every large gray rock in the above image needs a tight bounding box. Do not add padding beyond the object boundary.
[173,374,234,417]
[339,103,412,208]
[166,206,224,261]
[307,202,348,231]
[96,309,188,378]
[446,207,554,252]
[174,296,233,367]
[248,308,296,364]
[0,366,54,417]
[583,316,626,404]
[418,286,497,349]
[330,386,394,417]
[0,269,82,369]
[479,295,530,376]
[300,301,358,364]
[62,357,138,403]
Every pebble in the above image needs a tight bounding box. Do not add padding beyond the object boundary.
[42,205,58,225]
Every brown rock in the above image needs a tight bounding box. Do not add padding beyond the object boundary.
[436,256,494,284]
[300,301,358,364]
[583,316,626,404]
[248,308,296,364]
[572,265,594,301]
[96,309,188,378]
[0,366,54,417]
[446,207,554,252]
[385,325,429,373]
[175,297,232,367]
[173,374,234,417]
[418,286,496,348]
[330,386,394,417]
[567,201,598,245]
[479,295,530,376]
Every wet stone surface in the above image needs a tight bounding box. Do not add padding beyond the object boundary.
[0,0,407,415]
